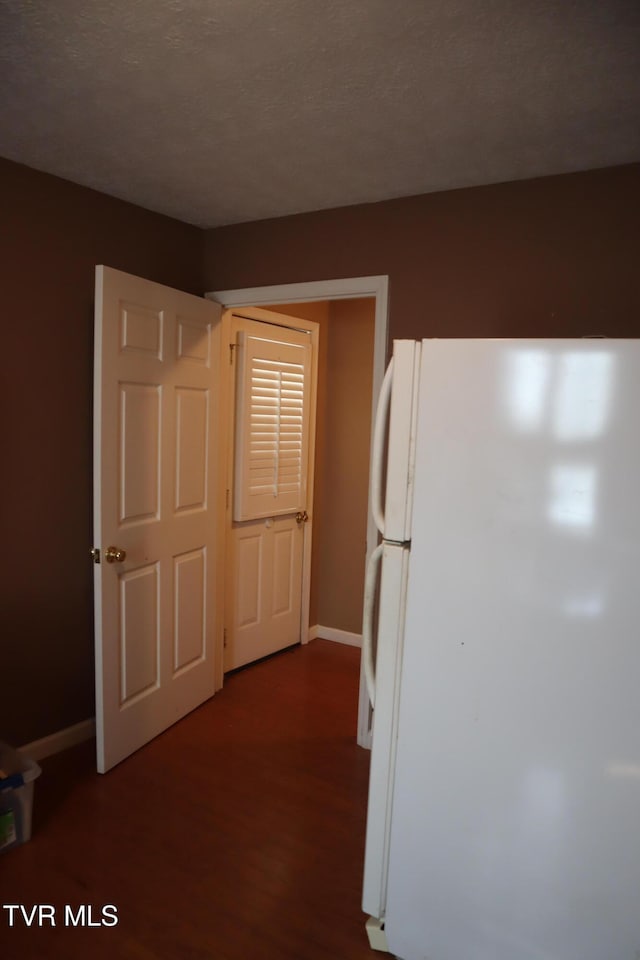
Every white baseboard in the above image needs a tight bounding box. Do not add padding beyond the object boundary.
[309,624,362,648]
[19,718,96,762]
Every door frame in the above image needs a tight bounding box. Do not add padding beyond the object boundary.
[207,277,389,748]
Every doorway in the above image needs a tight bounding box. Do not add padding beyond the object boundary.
[208,277,389,747]
[224,308,319,672]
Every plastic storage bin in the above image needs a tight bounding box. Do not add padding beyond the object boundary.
[0,741,41,852]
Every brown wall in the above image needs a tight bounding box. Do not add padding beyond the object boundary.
[1,158,204,746]
[266,300,375,636]
[204,164,640,341]
[318,299,375,634]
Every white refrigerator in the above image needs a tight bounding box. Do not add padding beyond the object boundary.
[361,338,640,960]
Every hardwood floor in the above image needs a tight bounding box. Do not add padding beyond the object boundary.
[0,640,375,959]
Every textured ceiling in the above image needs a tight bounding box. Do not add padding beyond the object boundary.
[1,0,639,227]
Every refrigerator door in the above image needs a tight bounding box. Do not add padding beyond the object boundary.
[358,339,421,746]
[385,339,640,960]
[371,340,421,543]
[362,541,410,920]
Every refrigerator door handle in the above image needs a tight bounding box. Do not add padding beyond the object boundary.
[371,357,394,536]
[362,543,384,708]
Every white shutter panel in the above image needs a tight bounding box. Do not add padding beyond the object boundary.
[234,331,311,521]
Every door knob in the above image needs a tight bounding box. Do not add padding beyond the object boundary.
[105,546,127,563]
[295,511,309,524]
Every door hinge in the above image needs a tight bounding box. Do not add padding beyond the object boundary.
[90,547,101,564]
[226,488,230,510]
[223,628,228,648]
[229,342,236,364]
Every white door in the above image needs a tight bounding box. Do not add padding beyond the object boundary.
[225,312,318,671]
[93,266,224,773]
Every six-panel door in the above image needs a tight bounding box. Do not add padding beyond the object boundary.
[94,266,223,772]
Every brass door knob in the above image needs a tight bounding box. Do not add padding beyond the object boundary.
[295,511,309,525]
[105,546,127,563]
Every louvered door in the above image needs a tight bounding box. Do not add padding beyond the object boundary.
[226,316,316,671]
[234,330,311,520]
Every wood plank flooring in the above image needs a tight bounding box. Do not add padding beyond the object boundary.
[0,640,375,960]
